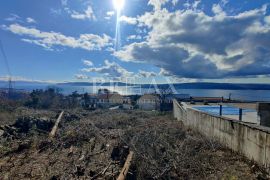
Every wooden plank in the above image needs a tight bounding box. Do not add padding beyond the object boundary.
[117,151,134,180]
[49,111,64,138]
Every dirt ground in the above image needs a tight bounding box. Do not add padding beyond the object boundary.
[0,109,268,179]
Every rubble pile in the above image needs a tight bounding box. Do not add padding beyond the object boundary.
[0,109,268,179]
[0,117,54,138]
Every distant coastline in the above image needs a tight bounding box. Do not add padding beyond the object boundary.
[1,81,270,90]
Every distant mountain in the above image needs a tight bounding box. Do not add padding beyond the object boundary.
[0,80,52,86]
[57,82,133,86]
[0,81,53,92]
[57,82,270,90]
[155,83,270,90]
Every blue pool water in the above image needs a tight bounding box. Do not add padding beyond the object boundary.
[193,106,256,116]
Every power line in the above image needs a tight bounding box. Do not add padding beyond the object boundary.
[0,39,11,76]
[0,39,13,98]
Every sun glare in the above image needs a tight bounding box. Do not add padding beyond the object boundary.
[113,0,125,51]
[113,0,125,11]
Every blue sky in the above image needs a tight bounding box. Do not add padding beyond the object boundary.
[0,0,270,84]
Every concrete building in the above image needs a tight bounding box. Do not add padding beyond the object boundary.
[122,96,134,109]
[98,88,110,95]
[123,96,131,104]
[97,93,124,108]
[109,94,124,104]
[80,94,98,109]
[88,95,98,109]
[137,94,160,110]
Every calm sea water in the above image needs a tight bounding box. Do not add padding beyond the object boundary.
[9,84,270,102]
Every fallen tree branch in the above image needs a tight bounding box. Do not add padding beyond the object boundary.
[117,151,134,180]
[91,162,112,180]
[153,166,172,179]
[49,111,64,138]
[102,161,112,175]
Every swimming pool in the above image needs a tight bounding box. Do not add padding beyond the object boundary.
[193,106,255,116]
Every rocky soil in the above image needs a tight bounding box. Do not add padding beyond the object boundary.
[0,109,268,179]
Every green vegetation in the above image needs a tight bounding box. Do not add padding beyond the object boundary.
[24,88,82,109]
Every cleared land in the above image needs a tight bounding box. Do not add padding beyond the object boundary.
[0,109,268,179]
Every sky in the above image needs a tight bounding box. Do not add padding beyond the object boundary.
[0,0,270,84]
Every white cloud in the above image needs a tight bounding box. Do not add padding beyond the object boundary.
[5,14,21,22]
[127,35,142,41]
[106,47,115,52]
[265,16,270,24]
[5,15,37,24]
[3,24,112,51]
[82,59,94,66]
[75,74,89,80]
[61,0,68,6]
[70,6,96,20]
[82,60,134,81]
[50,8,62,15]
[172,0,178,6]
[26,17,36,24]
[183,0,201,10]
[148,0,169,10]
[105,11,115,20]
[212,4,226,19]
[171,77,198,83]
[192,0,201,9]
[115,5,270,79]
[221,0,229,6]
[107,11,115,16]
[59,1,95,21]
[120,16,137,25]
[21,38,54,51]
[138,70,157,78]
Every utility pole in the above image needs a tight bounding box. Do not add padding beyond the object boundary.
[8,76,12,98]
[229,93,232,101]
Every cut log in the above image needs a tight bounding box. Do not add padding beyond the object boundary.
[49,111,64,138]
[117,151,134,180]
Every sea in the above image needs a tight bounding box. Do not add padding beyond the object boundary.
[5,83,270,102]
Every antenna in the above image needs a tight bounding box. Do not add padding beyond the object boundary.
[0,39,13,98]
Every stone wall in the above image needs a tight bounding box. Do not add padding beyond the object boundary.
[173,99,270,172]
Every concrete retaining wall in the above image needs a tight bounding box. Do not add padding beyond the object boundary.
[173,99,270,172]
